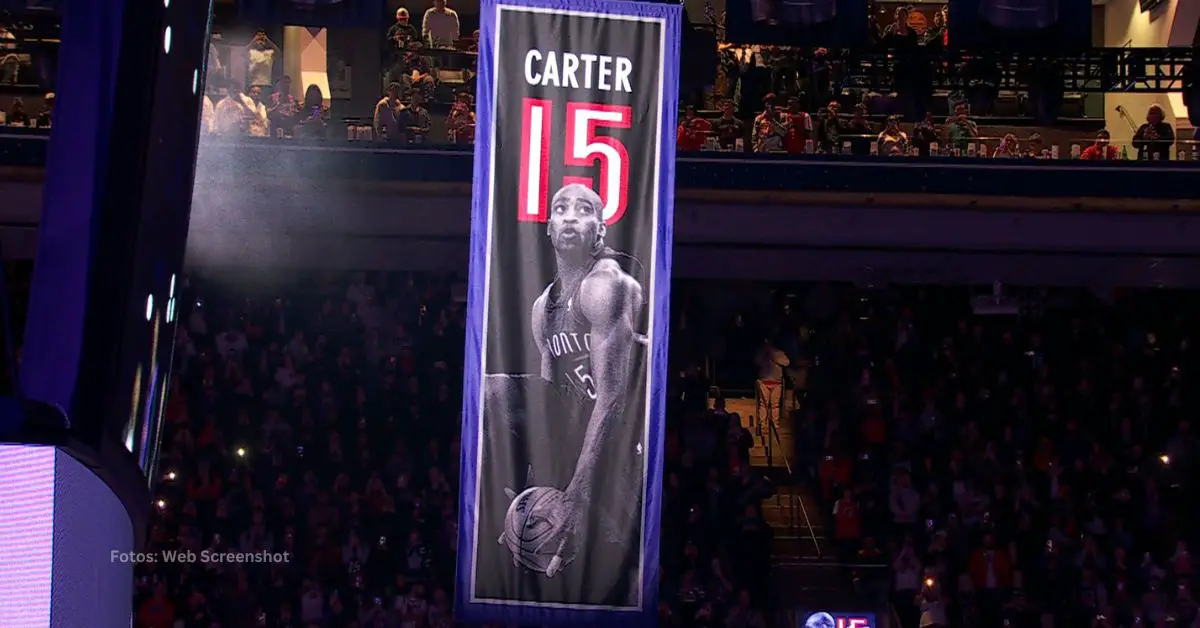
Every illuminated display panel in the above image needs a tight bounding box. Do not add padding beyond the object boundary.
[106,0,213,482]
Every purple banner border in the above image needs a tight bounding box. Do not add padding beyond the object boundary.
[454,0,680,625]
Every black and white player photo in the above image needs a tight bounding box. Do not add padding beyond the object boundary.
[473,182,650,608]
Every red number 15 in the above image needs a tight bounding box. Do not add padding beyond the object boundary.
[518,98,633,226]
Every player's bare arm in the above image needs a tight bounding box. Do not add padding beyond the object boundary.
[531,288,553,381]
[564,259,643,507]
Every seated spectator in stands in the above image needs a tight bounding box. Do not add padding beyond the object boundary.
[910,112,939,156]
[386,8,419,52]
[877,115,908,156]
[34,92,53,128]
[374,82,408,142]
[944,103,978,153]
[1024,132,1047,158]
[404,90,432,144]
[785,97,813,154]
[268,75,298,137]
[847,105,874,155]
[711,100,746,151]
[214,81,249,136]
[422,0,461,48]
[1132,103,1175,161]
[677,105,711,152]
[406,51,437,103]
[992,133,1020,158]
[1080,129,1119,161]
[816,101,845,153]
[241,85,270,138]
[6,97,28,126]
[137,582,175,628]
[446,90,475,145]
[294,84,328,139]
[752,94,788,152]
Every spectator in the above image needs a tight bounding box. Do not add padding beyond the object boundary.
[246,30,280,93]
[7,97,28,125]
[295,84,328,139]
[724,589,767,628]
[136,582,175,628]
[944,104,978,153]
[889,471,921,530]
[1132,103,1175,161]
[816,102,845,153]
[711,100,746,151]
[241,85,270,138]
[386,8,419,52]
[754,338,789,433]
[752,94,788,152]
[834,488,863,560]
[446,91,476,145]
[847,104,874,155]
[404,90,432,144]
[267,75,298,137]
[374,82,408,142]
[877,114,909,156]
[214,81,249,136]
[1080,129,1119,161]
[992,133,1020,158]
[422,0,461,48]
[678,105,712,152]
[785,97,814,154]
[924,8,948,48]
[34,92,53,127]
[882,7,919,48]
[1024,132,1046,158]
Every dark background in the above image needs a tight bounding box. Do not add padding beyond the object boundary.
[948,0,1091,51]
[483,6,664,376]
[725,0,870,48]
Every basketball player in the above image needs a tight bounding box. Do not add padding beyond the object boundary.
[476,183,647,607]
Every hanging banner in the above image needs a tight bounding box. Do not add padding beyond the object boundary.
[455,0,680,625]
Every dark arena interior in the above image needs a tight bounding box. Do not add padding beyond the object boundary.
[0,0,1199,627]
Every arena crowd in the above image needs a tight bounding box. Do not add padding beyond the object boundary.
[771,284,1200,628]
[133,270,776,628]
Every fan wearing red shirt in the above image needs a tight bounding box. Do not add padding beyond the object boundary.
[968,534,1014,591]
[1080,129,1119,161]
[833,489,862,542]
[676,105,711,152]
[818,450,854,500]
[784,97,813,154]
[137,583,176,628]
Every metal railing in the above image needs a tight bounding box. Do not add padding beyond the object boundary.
[752,374,825,559]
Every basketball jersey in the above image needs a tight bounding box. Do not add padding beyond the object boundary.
[543,261,601,410]
[542,253,647,414]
